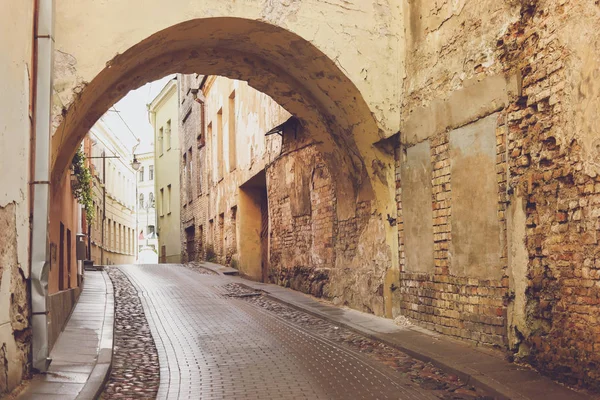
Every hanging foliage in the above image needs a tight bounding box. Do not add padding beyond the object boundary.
[71,148,95,225]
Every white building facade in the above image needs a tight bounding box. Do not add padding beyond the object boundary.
[136,149,158,262]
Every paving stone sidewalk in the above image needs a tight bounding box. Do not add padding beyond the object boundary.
[14,270,114,400]
[194,265,594,400]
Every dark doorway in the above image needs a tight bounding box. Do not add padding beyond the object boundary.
[160,245,167,264]
[185,225,196,262]
[239,170,269,282]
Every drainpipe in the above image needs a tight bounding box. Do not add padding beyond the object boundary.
[31,0,55,372]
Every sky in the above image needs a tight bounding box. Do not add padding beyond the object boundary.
[102,74,175,154]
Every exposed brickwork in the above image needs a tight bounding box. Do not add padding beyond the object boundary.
[497,0,600,389]
[397,120,510,348]
[267,145,335,287]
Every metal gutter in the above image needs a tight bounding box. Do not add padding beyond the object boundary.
[30,0,54,372]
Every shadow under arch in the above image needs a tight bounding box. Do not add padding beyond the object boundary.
[51,17,384,215]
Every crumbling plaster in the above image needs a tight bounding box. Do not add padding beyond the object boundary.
[0,1,34,393]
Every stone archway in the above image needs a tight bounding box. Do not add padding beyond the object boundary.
[51,15,400,316]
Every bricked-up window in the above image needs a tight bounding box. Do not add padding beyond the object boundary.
[159,188,164,217]
[166,120,172,150]
[228,90,236,171]
[217,109,223,181]
[158,127,164,156]
[149,165,154,181]
[187,148,193,202]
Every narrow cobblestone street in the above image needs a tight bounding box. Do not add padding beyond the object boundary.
[103,264,492,400]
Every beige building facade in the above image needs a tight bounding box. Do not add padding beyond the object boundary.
[150,79,182,263]
[86,117,137,266]
[179,75,288,279]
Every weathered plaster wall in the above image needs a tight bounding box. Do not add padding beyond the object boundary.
[399,141,434,274]
[448,114,503,279]
[398,0,600,389]
[0,0,34,393]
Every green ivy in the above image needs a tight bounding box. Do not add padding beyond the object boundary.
[71,148,95,225]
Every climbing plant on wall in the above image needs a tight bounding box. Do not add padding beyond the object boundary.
[71,148,95,225]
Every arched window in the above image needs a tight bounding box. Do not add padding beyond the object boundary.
[139,193,144,209]
[149,192,154,207]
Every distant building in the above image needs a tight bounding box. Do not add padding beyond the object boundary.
[136,148,158,261]
[86,116,137,266]
[149,78,182,263]
[178,74,289,279]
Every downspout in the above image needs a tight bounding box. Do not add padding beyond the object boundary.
[31,0,54,372]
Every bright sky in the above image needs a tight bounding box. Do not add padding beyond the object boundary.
[103,74,175,154]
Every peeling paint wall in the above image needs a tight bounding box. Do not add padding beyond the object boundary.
[0,1,34,393]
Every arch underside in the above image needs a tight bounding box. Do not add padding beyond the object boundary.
[51,18,385,212]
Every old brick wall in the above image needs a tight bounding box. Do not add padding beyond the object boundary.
[266,125,388,315]
[179,73,209,263]
[398,0,600,390]
[396,115,509,347]
[497,0,600,389]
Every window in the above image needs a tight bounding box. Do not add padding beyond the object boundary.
[167,184,172,214]
[217,109,223,181]
[207,121,213,183]
[187,148,193,202]
[197,101,206,148]
[139,193,144,209]
[158,127,164,156]
[149,165,154,181]
[229,90,236,171]
[183,152,188,204]
[59,222,65,291]
[149,192,154,207]
[139,166,144,182]
[219,213,225,254]
[166,120,172,150]
[147,225,155,235]
[197,148,203,197]
[159,188,164,216]
[231,206,237,250]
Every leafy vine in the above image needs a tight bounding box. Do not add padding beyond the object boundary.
[71,148,95,225]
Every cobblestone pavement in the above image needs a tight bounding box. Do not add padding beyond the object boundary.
[182,261,218,276]
[110,264,493,400]
[225,283,491,400]
[102,267,160,399]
